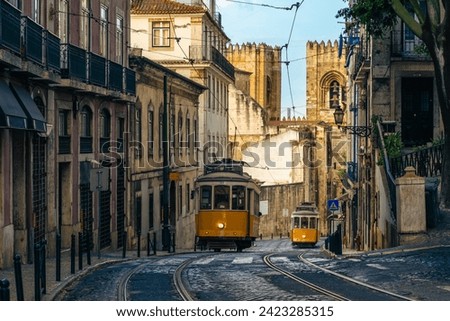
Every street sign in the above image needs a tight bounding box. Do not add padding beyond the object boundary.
[327,199,339,212]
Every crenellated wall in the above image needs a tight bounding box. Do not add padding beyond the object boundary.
[227,43,282,119]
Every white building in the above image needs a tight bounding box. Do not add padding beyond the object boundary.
[131,0,233,166]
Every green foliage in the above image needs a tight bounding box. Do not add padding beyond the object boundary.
[384,132,403,158]
[336,0,398,37]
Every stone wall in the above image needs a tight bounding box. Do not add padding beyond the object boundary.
[259,183,305,237]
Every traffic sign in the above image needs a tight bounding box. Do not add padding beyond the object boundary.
[327,199,339,212]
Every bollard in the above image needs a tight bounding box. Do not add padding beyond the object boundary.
[86,232,91,266]
[0,279,10,301]
[153,232,157,255]
[41,240,47,295]
[280,233,282,239]
[14,254,24,301]
[172,232,176,253]
[34,242,41,301]
[271,233,273,239]
[122,231,127,259]
[137,232,141,258]
[260,234,262,240]
[78,232,83,271]
[56,233,61,281]
[70,234,76,274]
[147,233,150,256]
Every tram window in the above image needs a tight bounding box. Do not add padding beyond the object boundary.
[214,185,230,209]
[310,218,317,229]
[301,217,308,228]
[293,217,300,228]
[200,186,212,209]
[232,186,246,210]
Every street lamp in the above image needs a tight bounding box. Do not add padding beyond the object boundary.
[333,105,371,137]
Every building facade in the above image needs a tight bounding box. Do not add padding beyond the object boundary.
[128,55,205,251]
[341,1,443,250]
[305,40,348,236]
[130,0,233,166]
[0,0,135,269]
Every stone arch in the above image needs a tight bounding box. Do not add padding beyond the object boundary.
[319,71,346,109]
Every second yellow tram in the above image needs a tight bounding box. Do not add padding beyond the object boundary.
[290,202,320,247]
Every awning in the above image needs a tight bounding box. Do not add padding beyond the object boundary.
[10,83,46,132]
[0,80,28,129]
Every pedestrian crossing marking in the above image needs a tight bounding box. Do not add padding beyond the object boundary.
[231,257,254,264]
[193,257,215,265]
[366,263,389,270]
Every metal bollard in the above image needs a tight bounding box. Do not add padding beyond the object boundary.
[172,232,176,253]
[86,232,91,266]
[34,243,41,301]
[56,234,61,282]
[78,232,83,271]
[271,233,273,239]
[14,254,24,301]
[122,231,127,259]
[260,234,262,240]
[280,233,282,239]
[147,233,151,256]
[137,232,141,258]
[0,279,10,301]
[70,234,75,274]
[153,232,157,255]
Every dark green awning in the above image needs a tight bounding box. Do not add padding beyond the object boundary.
[0,80,27,129]
[10,83,46,132]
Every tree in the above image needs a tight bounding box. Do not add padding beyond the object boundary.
[337,0,450,208]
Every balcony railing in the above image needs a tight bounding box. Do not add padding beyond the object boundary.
[190,45,234,79]
[45,30,60,71]
[390,143,444,179]
[109,61,123,91]
[58,135,71,154]
[125,68,136,95]
[22,16,43,65]
[80,136,93,154]
[61,43,88,82]
[0,1,21,54]
[0,3,135,97]
[89,52,107,87]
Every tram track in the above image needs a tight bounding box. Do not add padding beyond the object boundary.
[298,252,413,301]
[263,254,348,300]
[263,251,413,301]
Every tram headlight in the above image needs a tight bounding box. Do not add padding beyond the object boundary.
[217,223,225,229]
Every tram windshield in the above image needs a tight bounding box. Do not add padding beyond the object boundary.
[214,185,230,209]
[292,215,318,229]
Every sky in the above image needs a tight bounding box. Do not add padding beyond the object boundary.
[216,0,345,118]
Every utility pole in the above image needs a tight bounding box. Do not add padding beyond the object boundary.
[162,75,170,251]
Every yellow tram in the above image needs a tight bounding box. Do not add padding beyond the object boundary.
[195,159,261,252]
[290,202,319,247]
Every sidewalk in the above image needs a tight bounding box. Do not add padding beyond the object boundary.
[0,247,169,301]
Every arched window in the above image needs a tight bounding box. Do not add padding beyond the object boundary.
[178,110,183,157]
[100,109,110,138]
[159,105,164,158]
[186,113,191,154]
[80,106,92,137]
[148,105,154,156]
[135,107,142,158]
[80,105,93,153]
[100,108,111,153]
[329,80,340,109]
